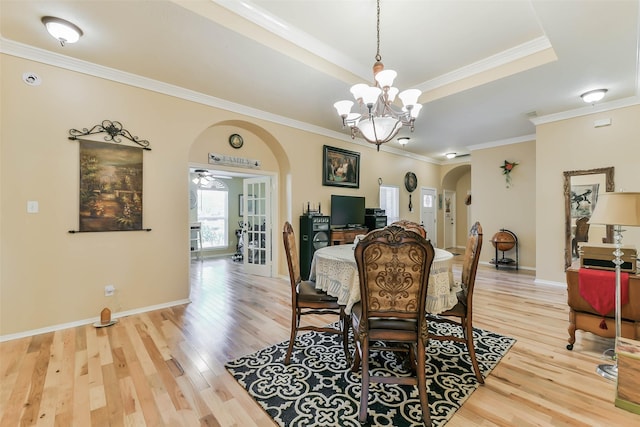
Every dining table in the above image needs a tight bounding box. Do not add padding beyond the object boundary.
[308,243,458,315]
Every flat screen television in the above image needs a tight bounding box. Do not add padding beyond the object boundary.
[330,195,365,229]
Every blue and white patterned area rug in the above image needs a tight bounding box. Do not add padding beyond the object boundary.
[225,323,515,426]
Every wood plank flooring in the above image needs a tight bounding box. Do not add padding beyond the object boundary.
[1,255,639,426]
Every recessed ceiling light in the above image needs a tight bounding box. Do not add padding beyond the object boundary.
[581,89,608,104]
[22,72,42,86]
[397,137,410,145]
[41,16,83,46]
[445,152,457,159]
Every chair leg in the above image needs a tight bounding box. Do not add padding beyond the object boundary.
[463,316,484,384]
[341,309,351,365]
[284,307,298,365]
[351,341,361,373]
[416,340,432,427]
[359,339,370,423]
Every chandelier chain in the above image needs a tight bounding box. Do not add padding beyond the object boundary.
[375,0,381,62]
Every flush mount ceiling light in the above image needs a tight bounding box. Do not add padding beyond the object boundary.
[581,89,608,104]
[445,152,457,159]
[42,16,83,46]
[333,0,422,151]
[397,137,410,145]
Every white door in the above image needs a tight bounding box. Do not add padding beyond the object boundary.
[420,187,437,245]
[444,190,456,249]
[242,176,272,277]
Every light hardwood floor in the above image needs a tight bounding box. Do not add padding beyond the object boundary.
[1,255,639,426]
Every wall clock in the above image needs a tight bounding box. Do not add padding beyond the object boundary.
[404,172,417,192]
[229,133,243,149]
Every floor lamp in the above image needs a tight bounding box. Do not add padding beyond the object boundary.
[588,192,640,380]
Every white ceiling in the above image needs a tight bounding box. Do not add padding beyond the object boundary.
[1,0,639,161]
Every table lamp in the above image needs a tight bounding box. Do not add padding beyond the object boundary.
[588,192,640,380]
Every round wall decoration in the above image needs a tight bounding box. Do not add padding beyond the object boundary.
[404,172,417,192]
[229,133,243,149]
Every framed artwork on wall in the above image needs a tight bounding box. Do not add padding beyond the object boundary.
[570,184,600,218]
[322,145,360,188]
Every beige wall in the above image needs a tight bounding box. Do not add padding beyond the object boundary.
[471,140,537,269]
[11,52,635,337]
[535,104,640,283]
[0,55,444,337]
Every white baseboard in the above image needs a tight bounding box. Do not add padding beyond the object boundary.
[0,298,191,343]
[478,260,535,272]
[533,278,565,287]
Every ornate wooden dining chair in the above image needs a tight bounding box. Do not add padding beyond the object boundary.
[282,222,350,365]
[428,221,484,383]
[390,220,427,238]
[351,225,435,426]
[572,216,590,258]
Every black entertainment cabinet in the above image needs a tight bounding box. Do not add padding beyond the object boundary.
[364,208,387,231]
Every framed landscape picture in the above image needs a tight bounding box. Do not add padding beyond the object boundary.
[322,145,360,188]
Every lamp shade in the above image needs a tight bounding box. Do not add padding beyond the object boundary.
[357,116,403,144]
[361,86,382,106]
[333,100,353,116]
[375,69,397,88]
[589,192,640,226]
[398,89,421,107]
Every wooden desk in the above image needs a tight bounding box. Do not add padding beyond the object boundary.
[330,227,368,245]
[566,266,640,350]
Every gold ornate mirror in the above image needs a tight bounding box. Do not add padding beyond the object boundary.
[563,167,614,270]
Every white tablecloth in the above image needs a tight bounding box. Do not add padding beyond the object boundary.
[309,244,458,315]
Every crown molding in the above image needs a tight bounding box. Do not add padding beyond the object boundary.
[468,134,536,152]
[1,37,444,164]
[417,36,552,93]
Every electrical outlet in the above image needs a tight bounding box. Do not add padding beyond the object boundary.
[104,285,115,297]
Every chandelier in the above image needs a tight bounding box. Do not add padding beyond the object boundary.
[333,0,422,151]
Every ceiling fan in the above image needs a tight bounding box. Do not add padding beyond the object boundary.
[192,169,214,186]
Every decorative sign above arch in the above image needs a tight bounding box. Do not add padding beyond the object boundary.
[209,153,261,169]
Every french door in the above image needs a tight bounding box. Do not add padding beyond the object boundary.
[242,176,272,277]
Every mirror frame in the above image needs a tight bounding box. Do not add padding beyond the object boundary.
[563,167,614,270]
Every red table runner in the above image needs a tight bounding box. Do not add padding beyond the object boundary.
[578,269,629,326]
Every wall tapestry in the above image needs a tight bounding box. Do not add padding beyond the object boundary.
[79,140,143,231]
[69,120,151,232]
